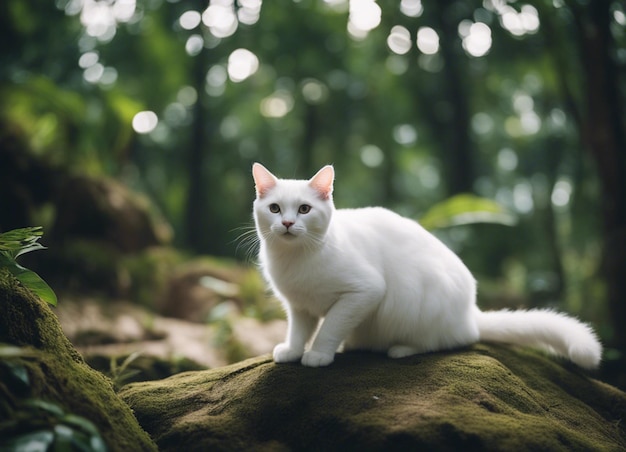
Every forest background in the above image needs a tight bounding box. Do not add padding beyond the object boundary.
[1,0,625,384]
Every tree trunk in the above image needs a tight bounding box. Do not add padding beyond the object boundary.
[184,53,212,253]
[301,104,318,176]
[431,0,475,195]
[573,0,626,352]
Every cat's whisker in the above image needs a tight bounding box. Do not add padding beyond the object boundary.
[232,224,263,263]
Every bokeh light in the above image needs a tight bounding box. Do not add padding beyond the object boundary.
[260,91,294,118]
[227,48,259,82]
[400,0,423,18]
[185,35,204,56]
[348,0,382,39]
[360,144,384,167]
[392,124,417,145]
[461,22,492,57]
[179,10,201,30]
[301,79,328,104]
[206,65,227,96]
[238,0,263,25]
[387,26,412,55]
[132,111,158,134]
[416,27,439,55]
[202,1,238,38]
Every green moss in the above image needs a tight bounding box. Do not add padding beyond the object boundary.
[121,346,626,451]
[0,268,157,451]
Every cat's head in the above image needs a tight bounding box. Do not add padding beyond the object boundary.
[252,163,335,248]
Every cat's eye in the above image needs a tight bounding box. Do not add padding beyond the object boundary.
[298,204,312,214]
[269,203,281,213]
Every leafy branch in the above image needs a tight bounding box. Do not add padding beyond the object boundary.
[420,194,517,230]
[0,227,57,306]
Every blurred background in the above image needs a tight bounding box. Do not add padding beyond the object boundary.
[0,0,624,388]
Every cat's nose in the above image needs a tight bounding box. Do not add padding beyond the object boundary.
[282,220,295,229]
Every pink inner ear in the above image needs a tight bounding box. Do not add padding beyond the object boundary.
[309,165,334,200]
[252,163,277,198]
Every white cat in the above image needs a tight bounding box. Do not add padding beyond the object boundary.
[252,163,602,369]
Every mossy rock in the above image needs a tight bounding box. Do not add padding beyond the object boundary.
[0,268,157,451]
[120,346,626,451]
[51,174,172,253]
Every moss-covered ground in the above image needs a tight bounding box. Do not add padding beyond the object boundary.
[121,344,626,451]
[0,268,157,451]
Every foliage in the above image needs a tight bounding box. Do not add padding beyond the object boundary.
[0,227,57,306]
[238,269,284,322]
[209,302,250,364]
[420,194,518,230]
[0,346,107,452]
[109,351,143,391]
[1,0,624,360]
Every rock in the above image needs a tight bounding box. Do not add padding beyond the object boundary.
[120,345,626,451]
[55,297,287,370]
[0,269,157,451]
[51,175,172,253]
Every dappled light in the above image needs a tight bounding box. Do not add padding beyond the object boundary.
[202,1,238,38]
[132,111,158,134]
[185,34,204,56]
[62,0,137,42]
[347,0,382,39]
[497,148,518,172]
[205,65,228,96]
[260,90,294,118]
[3,3,626,442]
[392,124,418,146]
[179,10,201,31]
[471,112,494,135]
[237,0,263,25]
[387,26,412,55]
[360,144,384,168]
[551,179,572,209]
[460,21,492,57]
[488,2,541,37]
[301,79,329,104]
[416,26,439,55]
[227,48,259,82]
[400,0,424,18]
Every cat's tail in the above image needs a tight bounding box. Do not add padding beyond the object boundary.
[475,308,602,369]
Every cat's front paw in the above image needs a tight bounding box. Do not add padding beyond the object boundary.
[273,343,303,363]
[301,350,334,367]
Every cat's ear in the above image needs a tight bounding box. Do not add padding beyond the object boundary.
[252,163,277,198]
[309,165,334,200]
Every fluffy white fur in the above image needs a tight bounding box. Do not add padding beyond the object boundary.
[252,163,602,369]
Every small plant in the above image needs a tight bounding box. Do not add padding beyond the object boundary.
[0,345,107,451]
[109,352,143,390]
[0,226,57,306]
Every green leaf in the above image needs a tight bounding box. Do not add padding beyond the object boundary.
[0,344,37,358]
[60,415,108,452]
[14,242,47,259]
[14,268,58,307]
[0,227,58,306]
[0,360,31,396]
[2,259,57,306]
[0,227,44,257]
[1,430,55,451]
[61,414,101,437]
[419,194,517,230]
[23,399,65,417]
